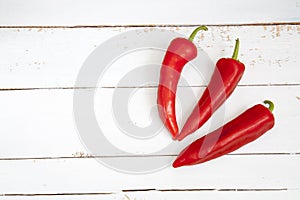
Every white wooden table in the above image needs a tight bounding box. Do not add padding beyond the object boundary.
[0,0,299,199]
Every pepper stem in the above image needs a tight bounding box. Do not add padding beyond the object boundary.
[264,100,274,112]
[231,38,240,60]
[188,26,208,42]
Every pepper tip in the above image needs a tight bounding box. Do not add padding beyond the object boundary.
[176,135,184,141]
[172,158,182,168]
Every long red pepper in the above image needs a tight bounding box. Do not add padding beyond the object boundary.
[177,39,245,141]
[173,100,275,168]
[157,26,208,139]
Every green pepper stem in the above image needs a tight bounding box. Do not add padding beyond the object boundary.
[264,100,274,112]
[188,26,208,42]
[231,38,240,60]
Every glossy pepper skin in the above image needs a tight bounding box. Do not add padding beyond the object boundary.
[157,26,208,139]
[173,101,275,168]
[177,39,245,141]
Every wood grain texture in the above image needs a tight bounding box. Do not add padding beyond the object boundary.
[0,86,299,158]
[0,0,299,26]
[0,25,299,89]
[0,2,299,198]
[0,155,299,193]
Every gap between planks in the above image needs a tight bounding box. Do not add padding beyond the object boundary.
[0,83,299,91]
[0,22,299,29]
[0,153,299,161]
[0,188,293,196]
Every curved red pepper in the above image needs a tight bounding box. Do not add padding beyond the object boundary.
[173,100,275,168]
[157,26,208,139]
[177,39,245,141]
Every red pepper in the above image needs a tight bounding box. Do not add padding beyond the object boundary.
[177,39,245,141]
[157,26,208,139]
[173,100,275,168]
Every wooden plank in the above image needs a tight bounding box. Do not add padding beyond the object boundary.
[108,190,300,200]
[0,86,298,158]
[0,0,299,26]
[0,155,299,193]
[0,190,299,200]
[0,1,298,198]
[0,25,299,89]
